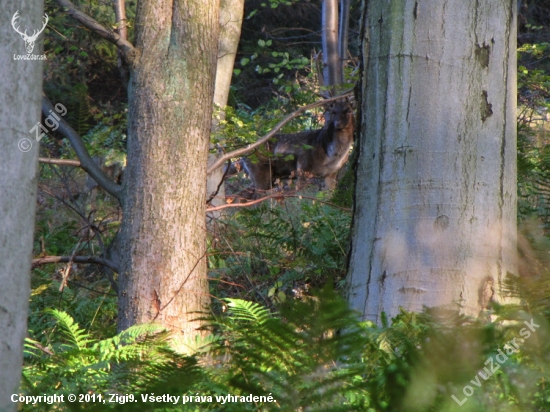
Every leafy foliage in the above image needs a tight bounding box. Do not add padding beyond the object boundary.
[208,197,351,306]
[19,282,550,411]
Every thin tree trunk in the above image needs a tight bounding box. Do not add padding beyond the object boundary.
[338,0,350,84]
[118,0,219,352]
[0,4,43,409]
[207,0,245,212]
[322,0,341,90]
[347,0,517,322]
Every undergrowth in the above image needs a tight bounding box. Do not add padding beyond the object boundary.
[21,282,550,412]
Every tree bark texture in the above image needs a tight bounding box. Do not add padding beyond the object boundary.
[347,0,517,322]
[118,0,219,352]
[0,2,42,409]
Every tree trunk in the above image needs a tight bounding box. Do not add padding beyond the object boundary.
[0,4,42,409]
[347,0,517,322]
[118,0,219,352]
[338,0,351,84]
[322,0,341,90]
[207,0,245,213]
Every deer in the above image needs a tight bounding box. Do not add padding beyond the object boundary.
[241,97,355,197]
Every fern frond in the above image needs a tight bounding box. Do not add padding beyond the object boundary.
[45,308,95,350]
[224,298,272,325]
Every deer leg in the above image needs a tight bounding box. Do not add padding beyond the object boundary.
[295,162,307,190]
[242,159,274,198]
[323,173,338,190]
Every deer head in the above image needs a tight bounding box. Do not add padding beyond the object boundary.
[12,11,48,54]
[324,98,354,131]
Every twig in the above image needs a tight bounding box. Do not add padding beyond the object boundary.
[59,238,82,292]
[32,255,120,273]
[39,157,81,167]
[207,160,232,205]
[153,251,209,320]
[206,192,352,212]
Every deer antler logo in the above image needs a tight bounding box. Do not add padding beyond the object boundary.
[12,11,48,54]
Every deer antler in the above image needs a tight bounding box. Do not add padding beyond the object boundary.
[28,13,49,41]
[11,11,26,37]
[11,11,48,41]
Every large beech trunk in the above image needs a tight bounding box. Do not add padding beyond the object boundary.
[347,0,517,322]
[118,0,219,352]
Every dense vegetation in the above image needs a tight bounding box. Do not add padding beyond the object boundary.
[24,0,550,410]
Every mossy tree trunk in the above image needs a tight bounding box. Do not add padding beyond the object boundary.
[347,0,517,321]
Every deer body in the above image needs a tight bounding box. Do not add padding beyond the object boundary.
[243,99,354,194]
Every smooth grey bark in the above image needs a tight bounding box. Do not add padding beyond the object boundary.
[347,0,517,322]
[0,3,43,409]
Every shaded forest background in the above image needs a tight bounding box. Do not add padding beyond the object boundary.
[24,1,550,411]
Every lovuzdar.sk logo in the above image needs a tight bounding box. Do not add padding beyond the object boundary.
[12,10,48,60]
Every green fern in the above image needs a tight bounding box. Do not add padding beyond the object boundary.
[22,310,174,402]
[224,299,272,325]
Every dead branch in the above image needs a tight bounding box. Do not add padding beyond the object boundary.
[39,157,81,167]
[32,255,120,273]
[206,192,352,212]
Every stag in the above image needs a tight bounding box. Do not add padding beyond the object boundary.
[242,97,354,196]
[12,11,49,54]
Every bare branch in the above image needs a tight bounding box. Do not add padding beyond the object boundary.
[32,255,120,273]
[206,192,352,212]
[42,95,123,203]
[39,157,81,167]
[55,0,138,65]
[207,93,353,175]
